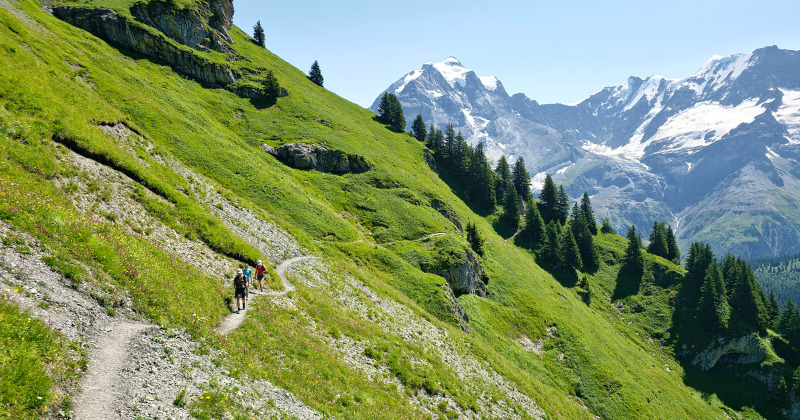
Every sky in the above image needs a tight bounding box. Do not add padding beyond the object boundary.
[232,0,800,108]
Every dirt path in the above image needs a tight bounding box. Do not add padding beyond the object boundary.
[504,227,524,245]
[217,256,319,335]
[72,321,153,420]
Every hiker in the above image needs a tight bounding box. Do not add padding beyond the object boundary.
[242,265,253,295]
[233,269,248,313]
[255,260,267,292]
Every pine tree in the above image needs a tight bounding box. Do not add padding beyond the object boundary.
[522,198,545,250]
[779,299,799,335]
[538,174,558,224]
[601,217,615,234]
[511,157,532,201]
[411,114,427,143]
[721,253,738,300]
[540,221,561,267]
[559,227,582,271]
[472,142,497,210]
[252,20,265,47]
[665,225,680,262]
[556,185,570,224]
[465,222,484,256]
[647,222,668,259]
[623,225,644,280]
[308,60,324,87]
[571,204,599,271]
[377,93,405,132]
[685,242,714,295]
[767,290,781,328]
[731,259,769,333]
[443,123,456,164]
[453,131,467,174]
[697,260,730,332]
[262,70,280,99]
[580,192,597,235]
[502,181,520,231]
[495,156,511,200]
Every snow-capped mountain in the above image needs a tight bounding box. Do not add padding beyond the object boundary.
[372,47,800,259]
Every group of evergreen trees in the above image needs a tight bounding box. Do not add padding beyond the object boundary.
[647,221,680,263]
[377,93,406,132]
[683,244,772,335]
[519,175,600,272]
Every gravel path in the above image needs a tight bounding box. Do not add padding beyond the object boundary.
[73,321,153,420]
[216,256,319,335]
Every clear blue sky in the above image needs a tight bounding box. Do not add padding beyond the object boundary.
[233,0,800,107]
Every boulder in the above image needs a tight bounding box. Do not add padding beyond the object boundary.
[261,143,372,174]
[691,334,765,371]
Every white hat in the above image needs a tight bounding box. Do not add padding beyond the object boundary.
[237,269,243,274]
[257,260,262,265]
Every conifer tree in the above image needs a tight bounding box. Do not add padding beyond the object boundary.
[779,298,800,335]
[665,225,680,262]
[411,114,427,143]
[262,70,280,99]
[559,227,582,271]
[580,192,597,235]
[495,156,512,199]
[522,198,545,250]
[721,253,738,300]
[427,123,437,150]
[623,225,644,280]
[556,185,570,224]
[540,221,561,267]
[466,222,484,256]
[731,259,769,332]
[647,222,669,259]
[538,174,558,224]
[468,142,496,210]
[571,204,599,271]
[453,131,467,174]
[308,60,324,87]
[443,123,456,164]
[685,242,714,295]
[377,93,405,132]
[767,290,781,328]
[253,20,265,47]
[601,217,615,234]
[502,181,520,231]
[697,260,730,332]
[511,157,532,201]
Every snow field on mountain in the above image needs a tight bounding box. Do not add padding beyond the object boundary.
[775,89,800,144]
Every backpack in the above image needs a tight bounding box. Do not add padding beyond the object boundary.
[234,274,247,288]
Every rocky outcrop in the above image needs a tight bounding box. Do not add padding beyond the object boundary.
[691,334,765,371]
[130,0,234,53]
[261,143,373,174]
[442,284,470,334]
[53,6,237,87]
[439,247,486,298]
[431,199,462,233]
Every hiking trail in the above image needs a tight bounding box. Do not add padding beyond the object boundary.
[73,321,153,420]
[216,256,319,335]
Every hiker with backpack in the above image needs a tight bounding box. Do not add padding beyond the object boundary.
[242,264,253,295]
[255,260,267,292]
[233,269,248,313]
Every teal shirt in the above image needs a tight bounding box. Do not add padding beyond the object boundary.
[242,268,253,281]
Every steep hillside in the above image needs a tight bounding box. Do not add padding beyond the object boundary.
[0,0,777,418]
[376,50,800,260]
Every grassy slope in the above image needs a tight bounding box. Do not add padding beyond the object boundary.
[0,1,743,418]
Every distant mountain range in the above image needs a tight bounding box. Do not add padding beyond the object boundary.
[371,47,800,260]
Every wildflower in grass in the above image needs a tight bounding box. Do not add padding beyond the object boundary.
[13,288,18,293]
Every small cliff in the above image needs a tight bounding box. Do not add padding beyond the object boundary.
[691,334,766,371]
[52,0,270,98]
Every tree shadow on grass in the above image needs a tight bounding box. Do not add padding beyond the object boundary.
[612,267,641,300]
[551,267,579,288]
[250,95,276,109]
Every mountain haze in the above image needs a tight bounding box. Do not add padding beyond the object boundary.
[375,48,800,260]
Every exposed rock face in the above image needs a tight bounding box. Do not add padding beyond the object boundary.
[53,6,236,86]
[261,143,373,174]
[130,0,234,53]
[691,334,765,371]
[440,247,486,298]
[431,198,462,233]
[441,284,470,334]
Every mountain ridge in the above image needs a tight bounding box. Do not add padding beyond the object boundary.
[375,46,800,260]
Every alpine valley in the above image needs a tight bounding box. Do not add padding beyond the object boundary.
[373,48,800,260]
